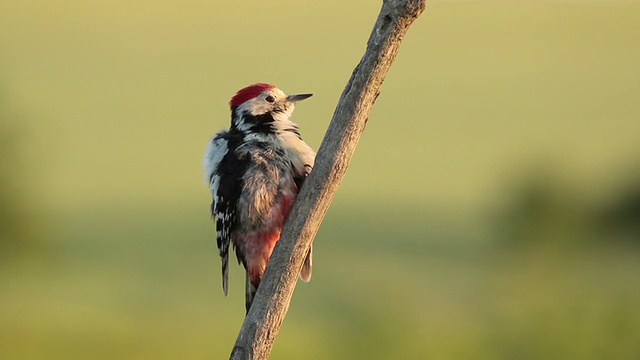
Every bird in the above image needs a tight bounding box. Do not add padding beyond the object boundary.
[203,83,316,313]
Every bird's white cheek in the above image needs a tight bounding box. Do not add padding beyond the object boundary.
[250,104,270,116]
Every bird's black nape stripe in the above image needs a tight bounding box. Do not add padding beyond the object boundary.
[248,114,278,134]
[231,111,278,135]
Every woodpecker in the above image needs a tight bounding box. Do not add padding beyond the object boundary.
[203,83,315,313]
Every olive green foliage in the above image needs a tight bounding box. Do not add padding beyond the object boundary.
[1,1,639,359]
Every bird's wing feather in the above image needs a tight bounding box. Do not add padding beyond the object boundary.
[204,131,246,296]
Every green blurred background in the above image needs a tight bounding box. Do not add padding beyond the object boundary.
[1,1,640,359]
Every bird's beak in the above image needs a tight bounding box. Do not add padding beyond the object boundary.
[286,93,313,103]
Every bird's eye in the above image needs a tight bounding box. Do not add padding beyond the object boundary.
[265,95,275,103]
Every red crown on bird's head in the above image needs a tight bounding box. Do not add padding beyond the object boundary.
[229,83,276,107]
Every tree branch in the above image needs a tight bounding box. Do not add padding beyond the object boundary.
[230,1,427,359]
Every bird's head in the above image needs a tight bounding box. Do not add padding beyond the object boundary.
[229,83,312,130]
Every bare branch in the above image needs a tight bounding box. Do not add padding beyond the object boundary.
[230,1,427,359]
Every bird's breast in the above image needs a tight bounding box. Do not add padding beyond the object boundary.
[236,145,297,232]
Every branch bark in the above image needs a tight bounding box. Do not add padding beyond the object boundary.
[230,1,427,359]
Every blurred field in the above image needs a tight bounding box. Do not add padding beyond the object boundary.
[1,1,640,359]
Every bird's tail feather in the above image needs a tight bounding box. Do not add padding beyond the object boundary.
[222,255,229,296]
[245,273,258,314]
[299,245,313,282]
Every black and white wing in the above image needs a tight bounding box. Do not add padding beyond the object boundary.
[204,131,245,296]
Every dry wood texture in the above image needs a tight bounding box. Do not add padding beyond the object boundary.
[230,1,427,359]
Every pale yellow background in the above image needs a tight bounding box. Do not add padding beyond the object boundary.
[1,1,639,359]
